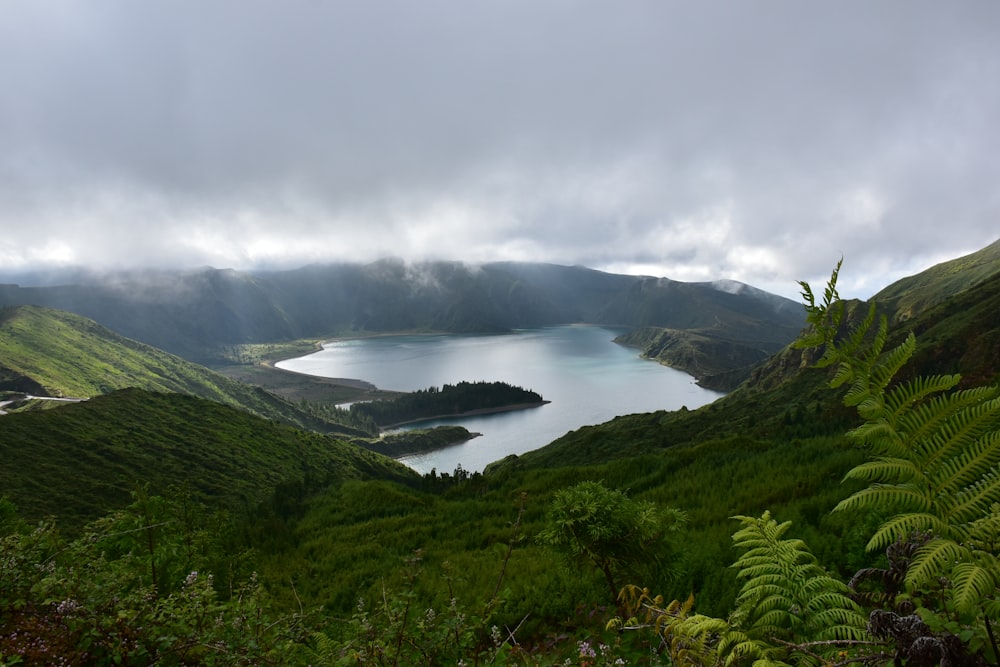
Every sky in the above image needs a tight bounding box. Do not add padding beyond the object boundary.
[1,2,998,300]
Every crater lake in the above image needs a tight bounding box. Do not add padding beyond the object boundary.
[276,325,724,473]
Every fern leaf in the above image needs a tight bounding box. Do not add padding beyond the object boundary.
[949,561,1000,616]
[842,457,921,485]
[869,332,916,395]
[866,512,947,551]
[905,389,1000,465]
[885,374,962,422]
[834,484,931,517]
[945,471,1000,529]
[906,537,970,587]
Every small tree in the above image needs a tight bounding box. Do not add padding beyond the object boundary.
[538,480,685,605]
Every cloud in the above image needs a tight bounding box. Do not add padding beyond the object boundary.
[1,1,998,299]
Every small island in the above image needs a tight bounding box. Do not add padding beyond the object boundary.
[345,380,548,458]
[354,424,482,458]
[348,380,548,429]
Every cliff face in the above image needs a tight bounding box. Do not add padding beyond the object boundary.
[615,327,791,391]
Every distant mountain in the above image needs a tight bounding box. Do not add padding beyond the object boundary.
[0,305,358,434]
[0,261,805,383]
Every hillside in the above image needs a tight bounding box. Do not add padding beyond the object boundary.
[3,245,1000,663]
[0,261,805,381]
[873,236,1000,321]
[512,244,1000,470]
[0,388,416,529]
[0,305,361,433]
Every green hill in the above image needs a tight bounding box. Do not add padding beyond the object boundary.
[0,387,416,529]
[0,305,358,433]
[873,235,1000,322]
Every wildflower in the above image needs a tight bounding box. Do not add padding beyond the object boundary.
[56,598,80,615]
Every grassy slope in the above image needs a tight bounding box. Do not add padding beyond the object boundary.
[874,236,1000,321]
[0,305,351,433]
[0,388,416,530]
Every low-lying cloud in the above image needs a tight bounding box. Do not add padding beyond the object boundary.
[1,1,998,299]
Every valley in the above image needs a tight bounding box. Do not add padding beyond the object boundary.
[1,243,1000,665]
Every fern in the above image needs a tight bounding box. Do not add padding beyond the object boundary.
[798,264,1000,627]
[730,512,868,651]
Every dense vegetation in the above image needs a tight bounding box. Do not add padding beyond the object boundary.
[2,244,1000,664]
[349,381,546,427]
[355,424,480,457]
[0,389,416,531]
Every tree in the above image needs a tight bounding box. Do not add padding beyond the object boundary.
[538,480,685,605]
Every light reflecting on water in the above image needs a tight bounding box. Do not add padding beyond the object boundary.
[277,326,723,472]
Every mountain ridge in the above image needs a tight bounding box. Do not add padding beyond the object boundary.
[0,261,805,384]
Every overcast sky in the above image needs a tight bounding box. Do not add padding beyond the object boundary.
[2,2,998,299]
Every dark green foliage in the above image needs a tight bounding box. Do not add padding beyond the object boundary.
[0,494,306,666]
[357,425,479,457]
[350,380,545,427]
[728,512,867,646]
[615,326,787,391]
[0,388,416,530]
[538,481,685,605]
[798,262,1000,663]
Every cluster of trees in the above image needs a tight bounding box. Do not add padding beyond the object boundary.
[349,381,544,427]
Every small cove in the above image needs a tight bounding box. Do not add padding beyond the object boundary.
[276,325,724,473]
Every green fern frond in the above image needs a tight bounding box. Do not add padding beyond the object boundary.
[841,301,882,363]
[866,512,948,551]
[949,560,1000,616]
[834,485,931,518]
[869,331,915,395]
[935,438,1000,512]
[885,374,962,421]
[847,421,905,455]
[830,360,856,389]
[796,263,1000,655]
[729,511,868,660]
[946,471,1000,529]
[906,537,972,588]
[903,389,1000,461]
[718,632,789,667]
[842,458,922,485]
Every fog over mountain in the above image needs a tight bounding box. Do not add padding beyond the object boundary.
[2,2,999,299]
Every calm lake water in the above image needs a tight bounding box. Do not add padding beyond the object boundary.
[276,326,723,473]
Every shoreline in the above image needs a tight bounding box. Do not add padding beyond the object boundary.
[379,400,551,430]
[260,331,463,391]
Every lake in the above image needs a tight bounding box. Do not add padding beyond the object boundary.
[276,325,723,473]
